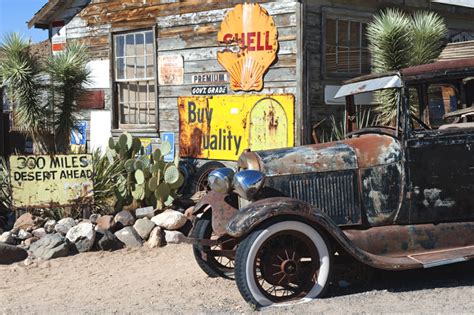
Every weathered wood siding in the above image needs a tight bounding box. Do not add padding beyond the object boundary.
[54,0,301,150]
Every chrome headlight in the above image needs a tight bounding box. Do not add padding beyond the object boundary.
[232,170,266,200]
[208,168,235,194]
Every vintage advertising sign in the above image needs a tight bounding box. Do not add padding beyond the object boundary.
[191,86,228,95]
[217,3,278,91]
[161,132,175,162]
[178,94,294,161]
[10,154,94,208]
[191,73,228,84]
[158,55,184,85]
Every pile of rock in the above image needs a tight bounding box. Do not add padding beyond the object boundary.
[0,206,192,263]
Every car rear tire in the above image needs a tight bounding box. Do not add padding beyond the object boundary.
[235,221,332,308]
[190,161,226,194]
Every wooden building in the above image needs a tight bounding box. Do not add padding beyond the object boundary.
[28,0,474,170]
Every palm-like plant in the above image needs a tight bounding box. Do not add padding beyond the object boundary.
[47,42,90,153]
[367,9,447,125]
[0,33,49,148]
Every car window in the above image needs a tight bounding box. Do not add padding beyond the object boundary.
[426,84,459,128]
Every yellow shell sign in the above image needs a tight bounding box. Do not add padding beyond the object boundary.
[178,94,294,161]
[217,3,278,91]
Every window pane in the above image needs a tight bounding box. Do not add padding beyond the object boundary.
[135,33,145,56]
[116,57,125,80]
[349,21,360,48]
[337,20,349,48]
[146,55,154,78]
[125,34,135,57]
[115,35,125,58]
[326,19,337,45]
[146,32,154,54]
[126,57,135,79]
[136,56,145,79]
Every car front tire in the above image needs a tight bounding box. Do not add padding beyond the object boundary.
[235,221,332,308]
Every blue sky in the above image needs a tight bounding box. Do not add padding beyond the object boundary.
[0,0,49,43]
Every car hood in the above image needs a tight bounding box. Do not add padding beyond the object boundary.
[254,134,402,176]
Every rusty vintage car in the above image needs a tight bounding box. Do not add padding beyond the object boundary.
[189,58,474,308]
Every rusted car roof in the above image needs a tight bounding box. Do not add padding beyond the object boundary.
[401,57,474,78]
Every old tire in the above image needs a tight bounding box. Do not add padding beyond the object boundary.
[192,215,235,279]
[190,161,225,194]
[235,221,332,308]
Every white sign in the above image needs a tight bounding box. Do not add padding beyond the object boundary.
[191,73,228,84]
[90,110,111,154]
[85,60,110,89]
[158,55,184,85]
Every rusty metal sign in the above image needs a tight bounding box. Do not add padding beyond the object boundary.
[158,55,184,85]
[10,154,94,208]
[217,3,278,91]
[178,94,294,161]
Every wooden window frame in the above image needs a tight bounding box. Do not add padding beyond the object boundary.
[110,27,158,132]
[322,7,372,80]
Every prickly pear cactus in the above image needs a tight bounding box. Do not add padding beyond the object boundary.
[107,132,183,211]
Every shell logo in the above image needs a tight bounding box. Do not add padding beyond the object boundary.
[217,3,278,92]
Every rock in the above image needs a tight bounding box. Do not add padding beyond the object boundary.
[0,243,28,264]
[0,232,14,244]
[32,228,47,239]
[13,213,35,230]
[114,211,135,227]
[95,215,114,231]
[16,229,32,240]
[29,234,69,260]
[135,206,155,219]
[66,222,96,253]
[96,229,124,251]
[89,214,100,224]
[24,237,39,247]
[164,230,186,244]
[44,220,57,233]
[114,227,143,248]
[146,226,164,248]
[55,218,76,236]
[133,218,155,240]
[151,210,187,230]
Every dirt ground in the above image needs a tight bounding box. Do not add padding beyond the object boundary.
[1,244,473,314]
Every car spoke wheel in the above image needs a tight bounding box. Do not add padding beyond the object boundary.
[235,221,332,308]
[192,215,235,279]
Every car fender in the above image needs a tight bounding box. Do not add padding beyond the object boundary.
[193,191,239,236]
[226,197,421,270]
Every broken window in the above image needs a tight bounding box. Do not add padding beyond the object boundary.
[113,30,156,127]
[325,18,370,76]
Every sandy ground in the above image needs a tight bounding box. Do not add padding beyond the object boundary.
[1,244,474,314]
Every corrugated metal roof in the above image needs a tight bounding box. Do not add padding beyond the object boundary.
[438,40,474,61]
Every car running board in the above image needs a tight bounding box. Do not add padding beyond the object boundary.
[407,245,474,268]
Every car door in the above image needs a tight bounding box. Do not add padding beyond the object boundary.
[407,126,474,224]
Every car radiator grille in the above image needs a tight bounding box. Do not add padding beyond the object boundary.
[288,172,360,225]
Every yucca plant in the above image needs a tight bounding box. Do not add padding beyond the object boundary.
[91,149,124,214]
[318,107,375,143]
[0,33,50,151]
[0,156,11,210]
[47,42,90,153]
[367,9,447,125]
